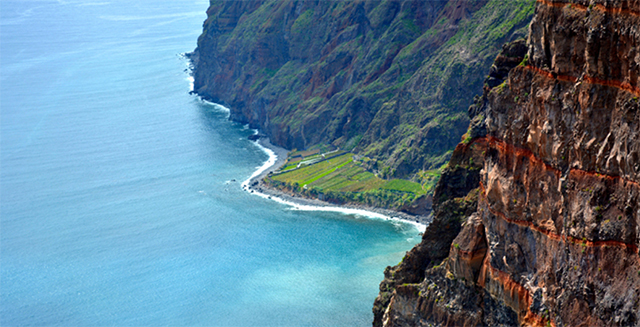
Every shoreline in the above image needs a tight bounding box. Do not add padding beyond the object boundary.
[243,138,431,232]
[188,95,432,231]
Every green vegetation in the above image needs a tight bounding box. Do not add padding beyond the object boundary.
[416,168,443,194]
[196,0,537,182]
[462,133,473,144]
[381,179,424,194]
[291,9,314,34]
[267,150,428,209]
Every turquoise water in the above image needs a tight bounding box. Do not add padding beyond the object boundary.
[0,1,421,326]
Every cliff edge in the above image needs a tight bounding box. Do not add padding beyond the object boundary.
[191,0,535,180]
[374,1,640,326]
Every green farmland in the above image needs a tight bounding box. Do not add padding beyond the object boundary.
[267,151,431,209]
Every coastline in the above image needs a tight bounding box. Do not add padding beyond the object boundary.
[187,91,431,232]
[243,138,431,233]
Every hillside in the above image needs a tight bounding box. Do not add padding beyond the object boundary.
[191,0,536,185]
[374,1,640,325]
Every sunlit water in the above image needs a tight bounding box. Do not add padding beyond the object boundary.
[0,1,422,326]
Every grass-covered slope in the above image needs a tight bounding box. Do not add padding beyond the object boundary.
[192,0,535,183]
[266,150,428,210]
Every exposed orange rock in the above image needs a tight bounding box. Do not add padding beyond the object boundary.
[446,213,487,283]
[537,0,640,17]
[376,0,640,325]
[479,136,640,252]
[524,64,640,96]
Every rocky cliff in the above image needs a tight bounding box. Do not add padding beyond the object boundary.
[191,0,535,180]
[374,1,640,326]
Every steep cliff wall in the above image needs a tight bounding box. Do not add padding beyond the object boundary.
[191,0,535,179]
[375,1,640,326]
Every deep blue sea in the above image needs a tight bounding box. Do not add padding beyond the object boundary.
[0,1,422,326]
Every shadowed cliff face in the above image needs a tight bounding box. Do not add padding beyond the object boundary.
[192,0,536,179]
[375,1,640,326]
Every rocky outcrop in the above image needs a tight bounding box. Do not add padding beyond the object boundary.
[374,1,640,325]
[373,39,527,326]
[191,0,536,179]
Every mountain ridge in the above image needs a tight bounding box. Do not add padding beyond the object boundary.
[191,0,536,184]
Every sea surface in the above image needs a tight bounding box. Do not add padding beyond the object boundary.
[0,1,422,326]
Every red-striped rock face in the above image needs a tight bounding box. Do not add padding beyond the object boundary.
[376,1,640,326]
[479,1,639,324]
[471,1,640,325]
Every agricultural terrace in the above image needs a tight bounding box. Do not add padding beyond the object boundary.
[267,150,427,209]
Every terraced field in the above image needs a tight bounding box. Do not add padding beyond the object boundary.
[268,151,428,209]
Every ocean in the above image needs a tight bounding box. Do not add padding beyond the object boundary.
[0,1,422,326]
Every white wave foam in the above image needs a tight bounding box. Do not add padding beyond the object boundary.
[183,60,232,118]
[195,99,231,118]
[241,141,276,190]
[195,99,427,233]
[186,75,195,92]
[179,53,197,92]
[243,140,427,233]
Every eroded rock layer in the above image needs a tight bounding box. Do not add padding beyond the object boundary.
[375,1,640,326]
